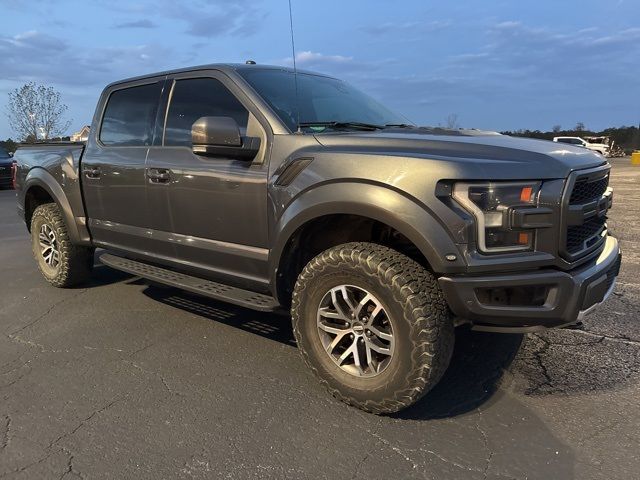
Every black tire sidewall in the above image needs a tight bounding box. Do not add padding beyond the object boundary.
[31,208,64,281]
[297,265,416,403]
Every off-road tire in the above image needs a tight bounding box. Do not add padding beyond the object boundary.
[30,203,94,287]
[291,242,454,414]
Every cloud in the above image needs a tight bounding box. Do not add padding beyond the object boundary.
[292,51,353,66]
[4,30,67,52]
[360,20,451,36]
[0,30,172,87]
[114,19,157,29]
[441,21,640,90]
[159,0,266,38]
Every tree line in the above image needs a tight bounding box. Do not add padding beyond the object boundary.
[501,123,640,153]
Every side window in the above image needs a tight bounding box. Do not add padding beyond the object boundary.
[164,78,249,147]
[100,82,163,146]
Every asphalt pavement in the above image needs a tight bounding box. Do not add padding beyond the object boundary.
[0,158,638,479]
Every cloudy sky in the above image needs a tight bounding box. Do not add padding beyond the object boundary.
[1,0,639,138]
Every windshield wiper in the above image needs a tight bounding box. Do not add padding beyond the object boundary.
[299,121,384,131]
[384,123,416,129]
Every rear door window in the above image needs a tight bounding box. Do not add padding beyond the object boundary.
[164,78,249,147]
[100,82,163,146]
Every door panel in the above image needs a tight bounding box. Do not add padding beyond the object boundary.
[145,73,270,287]
[146,147,269,283]
[82,147,150,251]
[82,79,165,252]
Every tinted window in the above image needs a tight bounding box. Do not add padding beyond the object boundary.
[164,78,249,146]
[239,69,406,131]
[100,82,163,146]
[0,147,9,158]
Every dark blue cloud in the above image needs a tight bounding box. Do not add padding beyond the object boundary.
[114,19,157,29]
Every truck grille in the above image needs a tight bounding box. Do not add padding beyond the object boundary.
[566,217,606,254]
[561,168,610,261]
[569,175,609,204]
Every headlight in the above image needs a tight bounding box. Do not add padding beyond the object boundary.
[453,182,541,253]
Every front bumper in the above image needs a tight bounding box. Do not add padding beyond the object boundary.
[438,235,621,333]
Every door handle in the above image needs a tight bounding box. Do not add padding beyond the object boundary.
[83,167,101,179]
[147,168,171,184]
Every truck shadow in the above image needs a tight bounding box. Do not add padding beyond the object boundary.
[138,280,522,419]
[395,328,523,420]
[139,282,297,347]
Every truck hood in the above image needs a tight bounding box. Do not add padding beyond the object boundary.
[312,128,607,179]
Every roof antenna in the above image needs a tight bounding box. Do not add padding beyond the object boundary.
[288,0,302,134]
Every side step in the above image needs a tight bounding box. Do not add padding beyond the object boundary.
[99,253,281,312]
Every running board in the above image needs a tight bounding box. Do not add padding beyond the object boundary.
[99,253,281,312]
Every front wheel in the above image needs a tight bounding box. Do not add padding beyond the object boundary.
[30,203,94,287]
[291,242,454,414]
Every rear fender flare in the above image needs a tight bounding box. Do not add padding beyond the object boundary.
[23,168,89,244]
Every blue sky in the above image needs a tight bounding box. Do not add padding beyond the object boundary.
[1,0,639,138]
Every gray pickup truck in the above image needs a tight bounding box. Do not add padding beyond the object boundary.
[14,63,621,414]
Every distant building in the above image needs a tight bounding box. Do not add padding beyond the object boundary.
[70,125,90,142]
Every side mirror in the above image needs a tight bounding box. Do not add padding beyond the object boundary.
[191,116,260,161]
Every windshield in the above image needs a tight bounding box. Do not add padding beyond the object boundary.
[0,147,9,158]
[238,69,408,131]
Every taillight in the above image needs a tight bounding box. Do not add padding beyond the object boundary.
[11,161,17,190]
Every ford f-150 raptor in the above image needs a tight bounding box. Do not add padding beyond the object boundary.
[14,64,621,413]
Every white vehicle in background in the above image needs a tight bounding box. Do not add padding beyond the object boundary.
[553,136,610,156]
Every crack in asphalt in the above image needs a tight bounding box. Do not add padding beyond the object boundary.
[47,397,121,452]
[60,447,84,480]
[368,430,419,471]
[1,415,10,451]
[121,360,175,396]
[350,420,383,480]
[5,289,89,354]
[526,334,553,395]
[0,450,59,479]
[571,328,640,347]
[475,410,494,480]
[0,357,32,376]
[6,289,88,339]
[366,427,496,477]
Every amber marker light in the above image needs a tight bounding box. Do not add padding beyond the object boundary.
[520,186,533,203]
[518,232,530,244]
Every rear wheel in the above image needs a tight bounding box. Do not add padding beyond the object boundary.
[30,203,94,287]
[291,242,454,414]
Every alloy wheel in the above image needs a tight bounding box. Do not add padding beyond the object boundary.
[316,285,395,378]
[39,223,60,268]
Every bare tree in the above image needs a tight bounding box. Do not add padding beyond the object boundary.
[575,122,586,132]
[552,124,562,133]
[6,82,71,142]
[445,113,459,129]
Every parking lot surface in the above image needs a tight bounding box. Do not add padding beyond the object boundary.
[1,158,638,479]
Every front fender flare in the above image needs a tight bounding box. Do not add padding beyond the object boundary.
[269,182,465,291]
